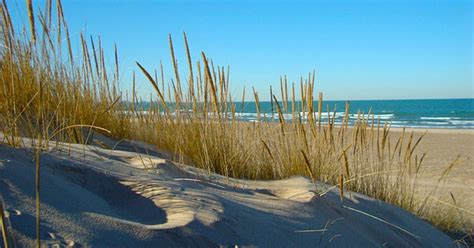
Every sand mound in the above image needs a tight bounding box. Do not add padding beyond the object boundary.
[0,136,454,247]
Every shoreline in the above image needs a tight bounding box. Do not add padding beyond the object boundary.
[382,127,474,134]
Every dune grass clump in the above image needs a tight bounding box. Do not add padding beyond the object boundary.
[1,1,129,246]
[130,36,472,236]
[0,0,471,245]
[0,0,128,146]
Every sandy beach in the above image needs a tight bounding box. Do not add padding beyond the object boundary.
[388,128,474,213]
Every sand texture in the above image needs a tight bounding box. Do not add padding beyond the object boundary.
[390,128,474,213]
[0,133,456,247]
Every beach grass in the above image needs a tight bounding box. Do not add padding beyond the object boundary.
[0,0,471,244]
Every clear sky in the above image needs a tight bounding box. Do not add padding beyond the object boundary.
[8,0,473,100]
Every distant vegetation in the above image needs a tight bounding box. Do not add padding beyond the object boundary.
[0,1,471,246]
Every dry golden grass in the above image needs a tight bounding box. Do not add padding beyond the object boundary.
[1,1,128,246]
[131,55,471,235]
[0,198,9,248]
[0,1,471,245]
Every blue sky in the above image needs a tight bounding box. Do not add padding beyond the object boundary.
[9,0,473,100]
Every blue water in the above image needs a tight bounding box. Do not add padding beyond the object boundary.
[233,98,474,129]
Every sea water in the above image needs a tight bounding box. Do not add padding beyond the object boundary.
[233,98,474,129]
[137,98,474,129]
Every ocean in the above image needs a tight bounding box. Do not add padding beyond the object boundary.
[232,98,474,129]
[136,98,474,129]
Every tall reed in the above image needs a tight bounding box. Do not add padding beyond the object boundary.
[1,1,129,246]
[0,198,9,248]
[131,34,470,233]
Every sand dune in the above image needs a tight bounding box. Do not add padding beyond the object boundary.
[0,135,455,247]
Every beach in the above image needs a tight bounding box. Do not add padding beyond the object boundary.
[0,134,458,247]
[391,128,474,214]
[0,0,472,246]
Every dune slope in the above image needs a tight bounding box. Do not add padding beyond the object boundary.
[0,137,453,247]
